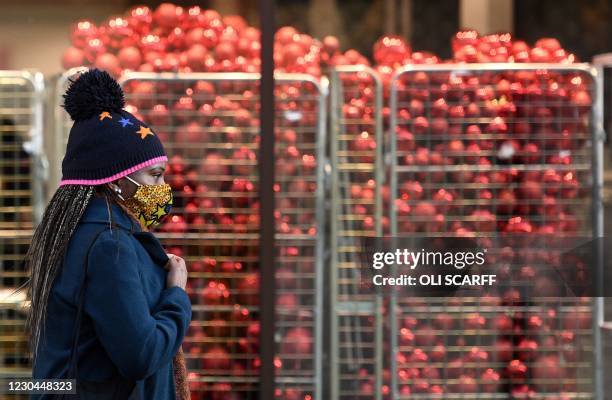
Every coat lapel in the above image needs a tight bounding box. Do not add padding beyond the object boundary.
[131,231,170,268]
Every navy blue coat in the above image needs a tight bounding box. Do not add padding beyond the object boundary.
[31,197,192,399]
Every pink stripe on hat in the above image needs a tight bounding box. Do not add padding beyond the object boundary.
[59,156,168,186]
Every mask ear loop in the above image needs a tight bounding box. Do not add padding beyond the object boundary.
[124,175,142,187]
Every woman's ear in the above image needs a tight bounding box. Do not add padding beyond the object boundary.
[115,176,139,199]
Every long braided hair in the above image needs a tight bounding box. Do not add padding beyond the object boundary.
[24,184,129,357]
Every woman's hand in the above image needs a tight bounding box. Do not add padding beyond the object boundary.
[165,253,188,290]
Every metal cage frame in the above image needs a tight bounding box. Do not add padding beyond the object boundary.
[388,63,604,399]
[0,70,46,225]
[0,69,46,384]
[329,65,384,400]
[55,70,327,399]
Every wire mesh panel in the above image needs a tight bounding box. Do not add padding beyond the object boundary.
[56,71,325,399]
[330,65,384,400]
[389,64,601,399]
[0,71,45,385]
[272,76,326,400]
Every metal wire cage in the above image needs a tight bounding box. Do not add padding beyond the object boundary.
[56,70,326,399]
[0,70,45,385]
[388,64,603,399]
[329,65,385,400]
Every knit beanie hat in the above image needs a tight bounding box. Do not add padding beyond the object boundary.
[60,69,167,186]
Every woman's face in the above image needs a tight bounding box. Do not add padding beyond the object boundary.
[112,161,167,199]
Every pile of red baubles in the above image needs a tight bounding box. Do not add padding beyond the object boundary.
[369,32,589,263]
[62,3,325,76]
[61,3,374,77]
[337,30,590,237]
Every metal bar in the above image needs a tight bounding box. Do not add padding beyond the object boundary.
[259,0,276,398]
[395,163,593,173]
[372,67,384,400]
[392,62,596,74]
[25,71,46,225]
[314,77,328,400]
[591,65,605,400]
[119,72,320,87]
[389,67,399,400]
[121,70,321,83]
[329,68,340,400]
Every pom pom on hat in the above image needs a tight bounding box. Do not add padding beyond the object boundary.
[63,69,125,122]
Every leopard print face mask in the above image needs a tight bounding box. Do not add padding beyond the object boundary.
[122,175,173,229]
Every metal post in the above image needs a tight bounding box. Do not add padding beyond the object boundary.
[27,71,46,224]
[373,70,384,400]
[314,77,328,400]
[259,0,276,398]
[329,69,340,400]
[592,65,605,400]
[389,70,399,400]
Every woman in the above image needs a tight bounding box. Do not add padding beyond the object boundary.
[26,69,191,399]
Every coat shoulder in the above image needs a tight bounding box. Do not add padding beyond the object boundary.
[70,223,138,257]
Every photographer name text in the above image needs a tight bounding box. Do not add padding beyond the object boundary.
[371,248,496,287]
[372,274,496,286]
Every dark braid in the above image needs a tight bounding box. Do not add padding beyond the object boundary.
[24,185,95,357]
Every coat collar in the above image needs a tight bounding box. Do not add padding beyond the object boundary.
[81,196,169,268]
[81,196,142,232]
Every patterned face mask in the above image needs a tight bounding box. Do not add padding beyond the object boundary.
[122,175,173,229]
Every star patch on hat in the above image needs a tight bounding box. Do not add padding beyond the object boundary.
[119,117,133,127]
[136,125,154,139]
[99,111,112,121]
